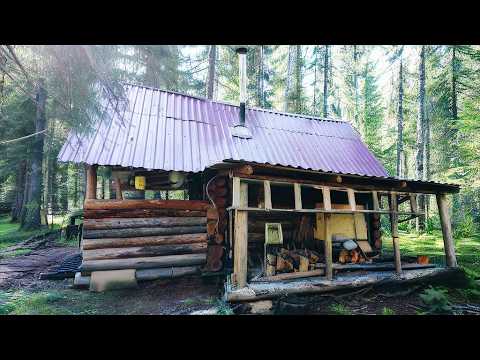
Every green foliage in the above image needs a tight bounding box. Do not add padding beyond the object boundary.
[329,303,352,315]
[454,214,476,239]
[419,286,451,314]
[215,299,234,315]
[381,307,395,315]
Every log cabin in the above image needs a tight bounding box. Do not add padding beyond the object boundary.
[58,48,460,301]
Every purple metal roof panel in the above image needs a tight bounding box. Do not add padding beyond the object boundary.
[58,84,389,177]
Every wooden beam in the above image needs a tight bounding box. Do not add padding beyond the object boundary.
[322,186,331,211]
[389,192,402,275]
[324,213,333,280]
[115,177,123,200]
[233,182,248,288]
[347,188,356,211]
[436,193,458,267]
[264,180,272,210]
[232,177,241,207]
[294,183,302,210]
[410,193,418,213]
[372,190,380,211]
[86,165,98,200]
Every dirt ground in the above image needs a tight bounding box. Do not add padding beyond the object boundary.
[1,241,479,315]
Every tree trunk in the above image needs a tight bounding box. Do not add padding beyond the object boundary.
[396,58,404,178]
[353,45,359,129]
[206,45,216,99]
[294,45,302,113]
[21,79,47,231]
[11,160,27,222]
[284,46,295,112]
[323,45,329,117]
[416,46,426,231]
[255,45,264,107]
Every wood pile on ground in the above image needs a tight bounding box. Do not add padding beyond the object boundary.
[79,200,212,283]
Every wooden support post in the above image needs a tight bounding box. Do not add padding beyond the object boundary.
[409,193,418,213]
[436,193,457,267]
[232,177,241,207]
[322,186,331,210]
[372,191,380,211]
[86,165,98,200]
[233,182,248,288]
[324,213,333,280]
[294,183,302,210]
[347,188,356,211]
[115,177,123,200]
[389,192,402,275]
[264,180,272,210]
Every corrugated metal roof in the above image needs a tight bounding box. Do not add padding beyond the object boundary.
[58,83,389,177]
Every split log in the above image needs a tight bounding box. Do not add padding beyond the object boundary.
[84,199,210,211]
[266,254,277,276]
[82,233,207,250]
[84,209,206,219]
[80,253,207,272]
[136,266,200,281]
[83,225,206,239]
[83,242,208,261]
[83,217,207,230]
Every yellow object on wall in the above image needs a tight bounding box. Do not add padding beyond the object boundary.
[314,203,368,241]
[134,176,146,190]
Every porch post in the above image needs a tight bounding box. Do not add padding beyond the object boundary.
[233,180,248,288]
[389,192,402,275]
[436,193,458,267]
[86,164,98,200]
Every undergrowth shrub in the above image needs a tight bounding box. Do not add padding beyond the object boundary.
[419,286,451,314]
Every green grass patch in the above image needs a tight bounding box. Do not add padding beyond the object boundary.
[0,288,118,315]
[383,230,480,277]
[381,307,395,315]
[0,215,64,251]
[329,303,353,315]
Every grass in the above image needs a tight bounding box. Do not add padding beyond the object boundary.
[0,215,67,252]
[329,303,353,315]
[0,288,121,315]
[381,307,396,315]
[382,230,480,278]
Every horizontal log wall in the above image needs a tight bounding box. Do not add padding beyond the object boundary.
[81,200,211,274]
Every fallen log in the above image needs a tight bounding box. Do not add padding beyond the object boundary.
[83,243,208,261]
[82,233,207,250]
[84,199,210,211]
[83,217,207,230]
[136,266,200,281]
[254,269,325,282]
[226,267,468,302]
[84,209,206,219]
[83,225,206,239]
[80,253,207,272]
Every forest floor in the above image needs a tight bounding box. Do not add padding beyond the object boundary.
[1,216,480,315]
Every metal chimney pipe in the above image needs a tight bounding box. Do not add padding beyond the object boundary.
[236,47,248,126]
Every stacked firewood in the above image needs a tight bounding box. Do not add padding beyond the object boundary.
[204,176,229,272]
[80,199,210,278]
[266,248,323,276]
[338,249,367,264]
